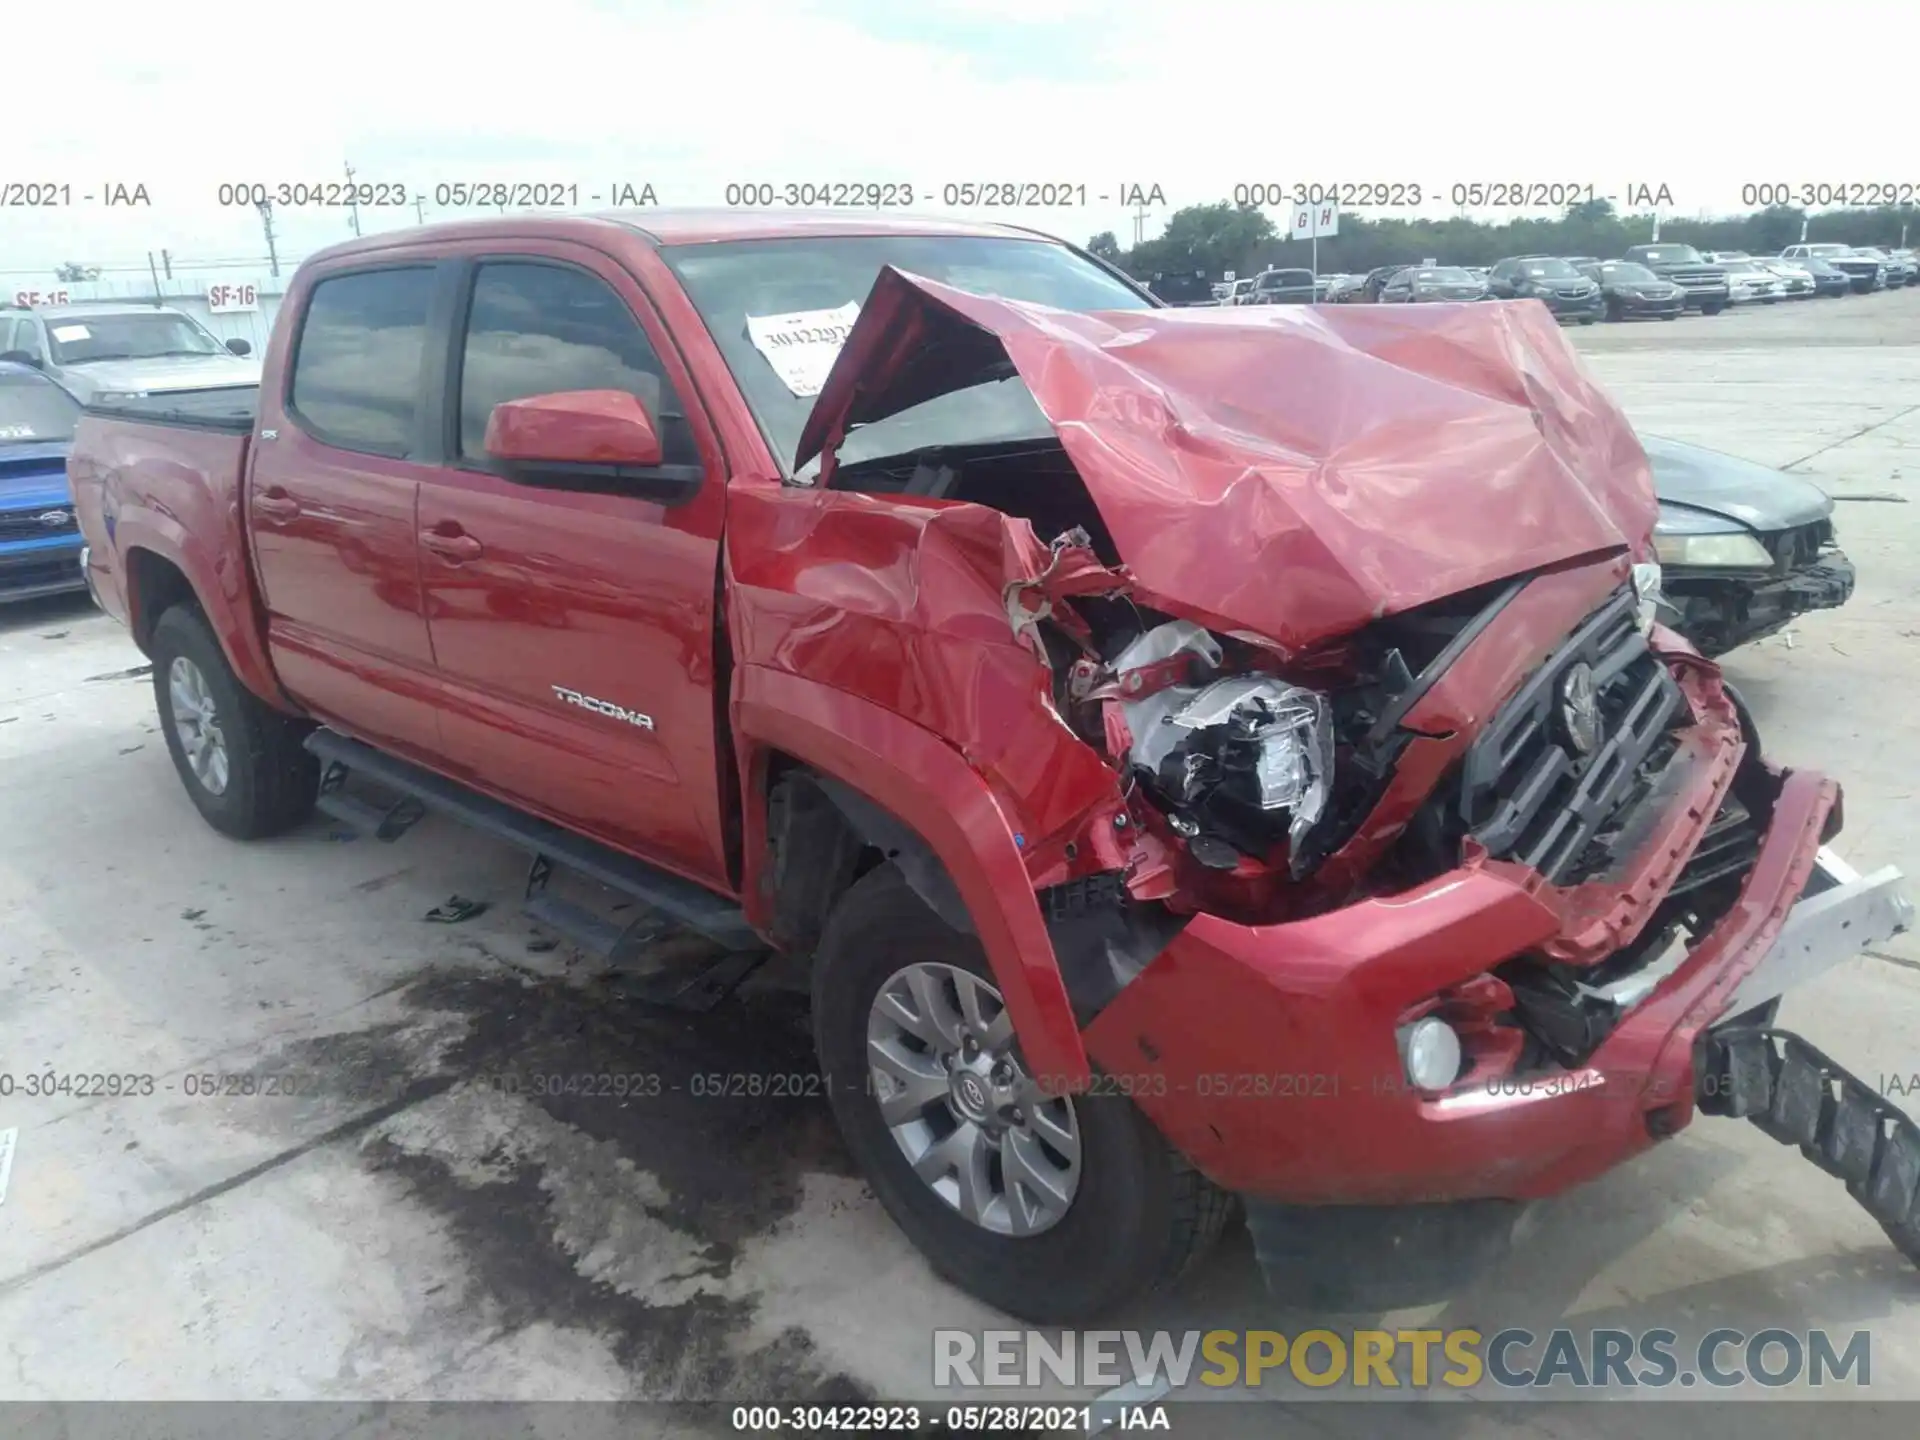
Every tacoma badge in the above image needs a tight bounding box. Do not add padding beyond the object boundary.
[551,685,654,730]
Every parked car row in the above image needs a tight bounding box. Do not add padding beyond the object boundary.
[1290,241,1920,321]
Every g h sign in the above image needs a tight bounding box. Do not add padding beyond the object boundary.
[1289,203,1339,240]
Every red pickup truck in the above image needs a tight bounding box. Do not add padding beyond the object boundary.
[69,211,1918,1321]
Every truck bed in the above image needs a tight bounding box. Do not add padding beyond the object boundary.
[82,385,258,434]
[68,397,256,641]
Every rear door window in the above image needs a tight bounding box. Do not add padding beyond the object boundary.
[289,267,436,455]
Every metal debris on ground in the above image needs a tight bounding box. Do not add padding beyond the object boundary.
[527,935,560,953]
[1831,493,1910,503]
[85,663,156,681]
[0,1128,15,1208]
[424,895,490,924]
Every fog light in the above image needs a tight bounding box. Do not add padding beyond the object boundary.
[1398,1017,1462,1092]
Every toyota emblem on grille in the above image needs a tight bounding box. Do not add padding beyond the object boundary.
[38,509,73,528]
[1559,662,1601,755]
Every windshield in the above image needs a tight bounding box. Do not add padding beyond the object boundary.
[1263,271,1312,287]
[1600,262,1659,283]
[662,234,1152,476]
[0,370,81,443]
[1411,268,1474,284]
[1518,259,1580,279]
[45,311,228,365]
[1720,260,1759,273]
[1635,246,1703,265]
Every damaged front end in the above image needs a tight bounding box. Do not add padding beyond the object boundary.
[757,265,1667,932]
[729,264,1914,1303]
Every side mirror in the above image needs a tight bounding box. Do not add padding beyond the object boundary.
[225,337,252,357]
[484,389,699,503]
[0,350,39,368]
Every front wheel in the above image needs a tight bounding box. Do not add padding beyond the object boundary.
[1702,303,1726,316]
[151,604,318,839]
[812,864,1230,1322]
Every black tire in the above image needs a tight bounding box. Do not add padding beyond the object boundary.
[1578,315,1595,325]
[812,864,1231,1322]
[151,604,318,839]
[1703,302,1725,316]
[1604,297,1623,322]
[1661,312,1680,320]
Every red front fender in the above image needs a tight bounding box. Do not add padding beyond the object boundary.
[734,663,1091,1089]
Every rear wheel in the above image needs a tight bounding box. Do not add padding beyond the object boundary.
[1605,297,1624,322]
[151,605,318,839]
[812,864,1230,1322]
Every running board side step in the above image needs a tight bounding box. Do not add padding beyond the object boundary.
[302,730,763,967]
[1698,1026,1920,1266]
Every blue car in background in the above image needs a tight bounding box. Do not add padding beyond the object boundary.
[0,359,87,604]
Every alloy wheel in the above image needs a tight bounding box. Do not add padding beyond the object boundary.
[168,655,231,795]
[865,961,1083,1236]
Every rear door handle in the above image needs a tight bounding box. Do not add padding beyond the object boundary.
[420,527,483,562]
[254,490,300,521]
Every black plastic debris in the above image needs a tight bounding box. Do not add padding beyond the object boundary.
[425,895,489,924]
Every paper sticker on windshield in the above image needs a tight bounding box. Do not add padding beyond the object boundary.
[745,302,860,397]
[50,324,90,342]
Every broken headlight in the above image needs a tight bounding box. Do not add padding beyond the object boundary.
[1115,624,1334,869]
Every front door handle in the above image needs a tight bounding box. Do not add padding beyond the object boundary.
[254,490,300,521]
[421,527,483,562]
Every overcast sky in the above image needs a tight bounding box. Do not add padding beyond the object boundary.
[8,0,1915,279]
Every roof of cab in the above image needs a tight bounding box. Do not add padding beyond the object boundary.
[303,208,1061,266]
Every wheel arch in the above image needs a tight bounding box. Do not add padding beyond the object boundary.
[119,534,295,712]
[734,664,1090,1088]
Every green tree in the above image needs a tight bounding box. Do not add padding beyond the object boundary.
[55,262,102,282]
[1085,231,1122,262]
[1128,202,1277,279]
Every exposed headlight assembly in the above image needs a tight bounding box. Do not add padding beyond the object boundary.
[1113,623,1334,870]
[1653,505,1773,568]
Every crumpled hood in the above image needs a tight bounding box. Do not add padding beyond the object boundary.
[1642,433,1834,531]
[795,267,1657,654]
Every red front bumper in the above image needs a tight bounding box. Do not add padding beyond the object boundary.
[1082,762,1838,1205]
